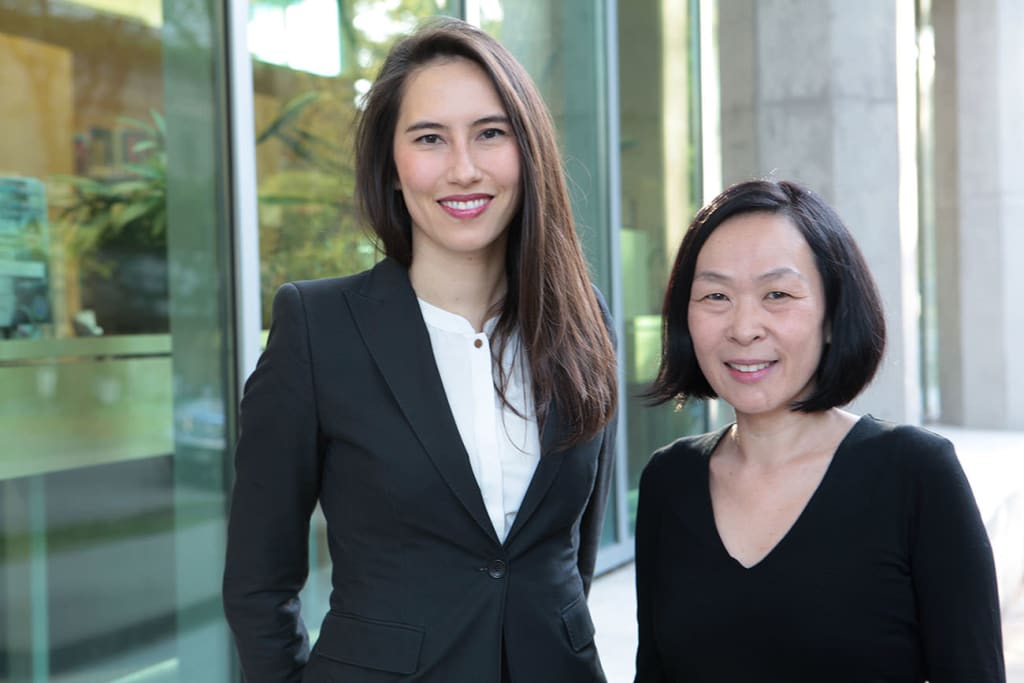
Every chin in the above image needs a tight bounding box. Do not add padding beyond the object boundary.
[726,397,789,419]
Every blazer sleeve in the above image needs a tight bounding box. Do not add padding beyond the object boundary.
[223,283,323,683]
[634,457,668,682]
[909,435,1006,682]
[577,417,616,595]
[577,284,619,595]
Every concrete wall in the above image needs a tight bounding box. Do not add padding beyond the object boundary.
[716,0,921,424]
[933,0,1024,429]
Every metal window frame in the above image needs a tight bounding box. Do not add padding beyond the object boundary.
[225,0,263,398]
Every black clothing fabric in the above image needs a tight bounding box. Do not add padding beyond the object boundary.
[223,259,615,682]
[634,415,1005,682]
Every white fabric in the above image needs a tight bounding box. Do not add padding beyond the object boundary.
[418,298,541,541]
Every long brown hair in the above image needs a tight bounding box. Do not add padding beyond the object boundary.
[354,17,617,446]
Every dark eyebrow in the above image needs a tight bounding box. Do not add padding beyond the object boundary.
[756,267,807,283]
[474,115,511,127]
[403,114,510,135]
[404,121,445,134]
[693,267,807,283]
[693,270,732,283]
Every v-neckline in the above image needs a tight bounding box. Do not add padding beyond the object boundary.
[700,415,869,571]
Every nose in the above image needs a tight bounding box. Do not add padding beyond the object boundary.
[447,140,482,185]
[727,298,764,345]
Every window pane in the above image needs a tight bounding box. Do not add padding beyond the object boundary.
[0,0,233,680]
[618,0,706,530]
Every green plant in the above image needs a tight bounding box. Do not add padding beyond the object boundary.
[56,111,167,265]
[56,90,378,318]
[252,89,380,322]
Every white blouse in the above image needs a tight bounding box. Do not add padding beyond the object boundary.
[417,298,541,542]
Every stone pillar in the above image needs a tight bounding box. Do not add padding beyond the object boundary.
[716,0,921,424]
[930,0,963,425]
[932,0,1024,429]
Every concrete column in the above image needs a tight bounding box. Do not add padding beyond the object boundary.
[716,0,921,424]
[933,0,1024,429]
[931,0,963,425]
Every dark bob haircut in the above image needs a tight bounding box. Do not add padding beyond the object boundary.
[647,179,886,412]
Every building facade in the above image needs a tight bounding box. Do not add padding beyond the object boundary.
[0,0,1020,680]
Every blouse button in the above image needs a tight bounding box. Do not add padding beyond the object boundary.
[474,339,483,348]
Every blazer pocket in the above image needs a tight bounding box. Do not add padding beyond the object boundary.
[314,611,424,674]
[560,594,596,653]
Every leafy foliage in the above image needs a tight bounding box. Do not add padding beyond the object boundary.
[55,112,167,266]
[55,0,465,321]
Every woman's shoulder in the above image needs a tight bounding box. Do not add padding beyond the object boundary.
[287,266,377,298]
[644,426,730,479]
[846,415,960,478]
[266,266,386,335]
[279,259,408,309]
[851,415,952,451]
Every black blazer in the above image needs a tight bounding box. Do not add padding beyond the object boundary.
[223,258,616,682]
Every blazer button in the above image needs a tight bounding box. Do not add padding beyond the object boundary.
[487,559,507,579]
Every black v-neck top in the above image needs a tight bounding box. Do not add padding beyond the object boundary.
[634,416,1005,682]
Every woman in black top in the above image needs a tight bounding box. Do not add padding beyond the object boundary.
[636,179,1004,682]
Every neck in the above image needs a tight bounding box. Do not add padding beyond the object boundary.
[409,251,507,333]
[730,408,856,467]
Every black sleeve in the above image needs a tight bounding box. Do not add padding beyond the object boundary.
[634,457,669,683]
[909,435,1006,682]
[223,283,323,683]
[577,283,619,595]
[578,418,617,595]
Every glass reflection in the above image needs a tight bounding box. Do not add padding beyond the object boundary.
[1,0,232,681]
[618,0,705,528]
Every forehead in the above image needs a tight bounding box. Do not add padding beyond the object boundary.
[398,56,505,120]
[695,211,819,278]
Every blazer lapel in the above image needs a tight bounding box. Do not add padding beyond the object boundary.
[345,258,498,544]
[503,401,568,547]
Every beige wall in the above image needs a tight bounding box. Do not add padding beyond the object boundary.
[0,33,73,178]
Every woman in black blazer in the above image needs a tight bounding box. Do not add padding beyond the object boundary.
[223,17,618,683]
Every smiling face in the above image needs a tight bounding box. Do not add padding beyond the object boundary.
[687,212,828,420]
[392,56,521,267]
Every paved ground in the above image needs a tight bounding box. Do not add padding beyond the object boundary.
[589,562,638,683]
[590,423,1024,682]
[1006,590,1024,681]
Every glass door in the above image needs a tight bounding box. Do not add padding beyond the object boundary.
[617,0,707,532]
[0,0,234,680]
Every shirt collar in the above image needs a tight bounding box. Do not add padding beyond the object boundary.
[417,297,498,336]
